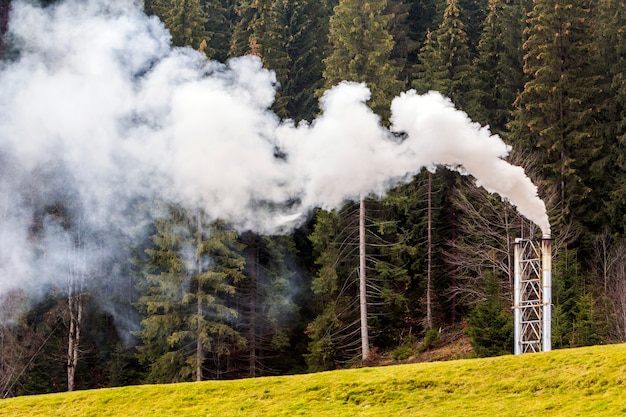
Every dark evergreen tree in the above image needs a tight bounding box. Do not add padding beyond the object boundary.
[593,0,626,236]
[386,0,419,87]
[202,0,236,61]
[413,0,474,112]
[470,0,525,132]
[406,0,440,61]
[509,0,599,229]
[466,272,513,357]
[135,206,246,382]
[234,233,298,377]
[148,0,209,51]
[457,0,489,51]
[231,0,332,120]
[322,0,402,120]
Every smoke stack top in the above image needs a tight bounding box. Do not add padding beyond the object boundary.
[0,0,550,300]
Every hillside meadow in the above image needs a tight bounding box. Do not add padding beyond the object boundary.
[1,343,624,417]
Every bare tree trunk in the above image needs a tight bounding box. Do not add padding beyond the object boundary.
[359,195,369,361]
[196,213,204,382]
[248,237,257,378]
[426,172,433,330]
[67,279,82,392]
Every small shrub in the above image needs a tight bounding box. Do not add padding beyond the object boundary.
[423,329,441,350]
[392,345,413,361]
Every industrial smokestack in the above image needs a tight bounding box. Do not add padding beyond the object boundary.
[541,234,552,352]
[513,238,522,355]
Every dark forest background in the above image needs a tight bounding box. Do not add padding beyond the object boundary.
[0,0,625,396]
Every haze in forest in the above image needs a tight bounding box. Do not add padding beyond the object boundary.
[0,0,548,302]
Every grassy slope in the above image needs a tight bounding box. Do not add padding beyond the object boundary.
[1,343,625,417]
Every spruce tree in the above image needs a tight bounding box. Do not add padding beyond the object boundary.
[593,0,626,235]
[236,233,298,377]
[231,0,332,120]
[466,272,514,357]
[307,0,404,366]
[322,0,402,119]
[471,0,525,132]
[150,0,210,51]
[413,0,474,112]
[203,0,236,61]
[386,0,419,87]
[135,206,246,382]
[509,0,599,229]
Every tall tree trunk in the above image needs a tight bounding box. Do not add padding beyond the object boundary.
[359,195,369,361]
[248,237,257,378]
[67,279,82,392]
[196,213,204,382]
[426,172,433,330]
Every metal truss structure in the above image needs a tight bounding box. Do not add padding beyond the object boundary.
[513,237,552,354]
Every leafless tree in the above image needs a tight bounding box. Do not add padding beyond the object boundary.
[593,233,626,342]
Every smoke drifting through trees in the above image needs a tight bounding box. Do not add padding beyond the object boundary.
[0,0,548,316]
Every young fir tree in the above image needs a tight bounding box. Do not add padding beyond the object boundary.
[466,272,514,357]
[135,206,246,383]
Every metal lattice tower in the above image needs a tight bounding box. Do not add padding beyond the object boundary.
[514,237,552,354]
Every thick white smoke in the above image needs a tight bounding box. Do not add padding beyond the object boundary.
[0,0,549,302]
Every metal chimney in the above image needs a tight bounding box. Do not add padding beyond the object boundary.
[541,234,552,352]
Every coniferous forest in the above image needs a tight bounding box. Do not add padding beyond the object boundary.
[0,0,625,396]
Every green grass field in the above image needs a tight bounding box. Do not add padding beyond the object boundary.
[1,343,624,416]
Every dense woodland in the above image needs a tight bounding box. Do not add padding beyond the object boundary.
[0,0,625,396]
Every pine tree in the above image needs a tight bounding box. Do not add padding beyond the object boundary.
[236,233,297,377]
[413,0,474,112]
[135,206,246,382]
[509,0,600,229]
[322,0,402,120]
[202,0,236,61]
[471,0,525,132]
[593,0,626,235]
[386,0,419,87]
[466,272,513,357]
[149,0,209,51]
[231,0,332,120]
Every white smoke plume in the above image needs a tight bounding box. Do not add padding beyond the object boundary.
[0,0,549,303]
